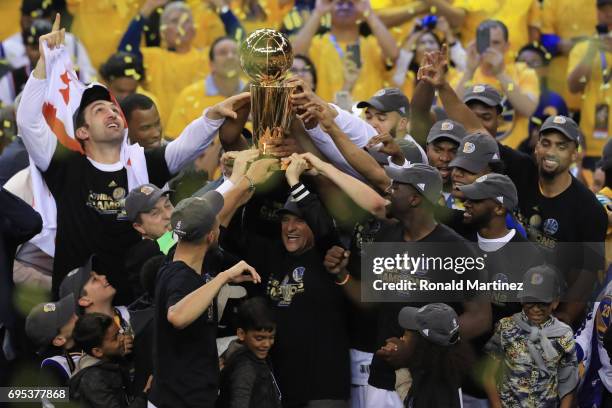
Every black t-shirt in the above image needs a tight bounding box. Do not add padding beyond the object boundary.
[499,144,607,287]
[150,260,219,408]
[43,144,170,302]
[368,222,473,391]
[125,239,163,300]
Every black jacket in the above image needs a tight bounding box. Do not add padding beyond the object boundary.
[217,343,281,408]
[69,355,146,408]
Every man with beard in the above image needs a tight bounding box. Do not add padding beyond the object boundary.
[418,47,607,325]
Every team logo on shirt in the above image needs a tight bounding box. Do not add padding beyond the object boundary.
[112,187,126,200]
[542,218,559,236]
[292,266,305,282]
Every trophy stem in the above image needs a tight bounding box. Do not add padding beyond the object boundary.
[251,83,296,153]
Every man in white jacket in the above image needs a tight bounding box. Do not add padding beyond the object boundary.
[16,14,249,303]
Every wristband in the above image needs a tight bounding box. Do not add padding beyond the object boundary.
[244,175,255,192]
[335,273,351,286]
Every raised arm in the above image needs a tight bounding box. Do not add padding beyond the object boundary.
[375,2,428,28]
[425,0,466,29]
[17,14,65,172]
[164,93,251,174]
[358,0,399,61]
[291,0,332,55]
[567,39,599,94]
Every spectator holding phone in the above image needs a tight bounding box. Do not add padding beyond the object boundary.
[567,0,612,169]
[455,19,540,149]
[392,15,466,100]
[292,0,399,104]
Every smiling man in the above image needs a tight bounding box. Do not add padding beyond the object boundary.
[17,16,249,303]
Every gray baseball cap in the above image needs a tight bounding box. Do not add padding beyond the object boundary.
[426,120,466,145]
[171,191,224,241]
[449,132,501,174]
[125,184,173,222]
[398,303,460,346]
[457,173,518,210]
[367,139,426,165]
[357,88,410,117]
[384,163,443,203]
[59,256,95,306]
[539,115,581,145]
[463,84,503,112]
[597,138,612,170]
[25,294,76,350]
[518,265,561,303]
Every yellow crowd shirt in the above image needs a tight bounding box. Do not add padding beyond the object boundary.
[0,0,20,42]
[464,62,540,149]
[188,2,227,50]
[231,0,292,34]
[141,47,209,126]
[568,41,612,157]
[371,0,423,43]
[308,33,388,103]
[66,0,144,70]
[541,0,596,110]
[452,0,540,57]
[165,79,225,139]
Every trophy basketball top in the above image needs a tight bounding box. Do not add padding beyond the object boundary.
[239,29,294,85]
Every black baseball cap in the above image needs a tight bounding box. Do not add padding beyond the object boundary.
[449,132,500,174]
[518,265,561,303]
[463,84,503,113]
[385,163,443,203]
[458,173,518,210]
[539,115,581,145]
[171,191,224,242]
[357,88,410,117]
[21,0,54,17]
[426,120,466,145]
[59,256,95,306]
[367,139,427,165]
[597,138,612,170]
[73,83,113,130]
[398,303,460,346]
[25,294,76,351]
[275,198,304,218]
[125,184,173,222]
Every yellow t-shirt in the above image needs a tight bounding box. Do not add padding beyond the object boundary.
[67,0,144,71]
[188,1,227,50]
[165,79,225,139]
[568,41,612,157]
[371,0,423,43]
[541,0,596,110]
[141,47,209,126]
[0,0,20,42]
[232,0,292,34]
[453,0,540,57]
[467,62,540,149]
[308,33,389,103]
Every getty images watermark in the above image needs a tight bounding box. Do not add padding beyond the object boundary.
[360,242,605,303]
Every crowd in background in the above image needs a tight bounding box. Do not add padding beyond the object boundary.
[1,0,612,407]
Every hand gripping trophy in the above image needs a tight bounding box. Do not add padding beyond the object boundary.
[239,29,295,157]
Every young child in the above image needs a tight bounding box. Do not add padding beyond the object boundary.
[380,303,470,408]
[69,313,150,408]
[484,265,578,408]
[217,297,281,408]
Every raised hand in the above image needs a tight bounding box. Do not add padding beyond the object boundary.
[375,337,411,369]
[324,245,350,275]
[226,149,260,183]
[366,133,403,161]
[206,92,251,121]
[417,44,449,88]
[481,47,504,76]
[299,100,336,132]
[314,0,335,16]
[222,260,261,284]
[284,154,310,186]
[245,157,280,185]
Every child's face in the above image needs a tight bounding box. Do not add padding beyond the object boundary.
[239,329,275,360]
[97,323,125,360]
[522,302,558,325]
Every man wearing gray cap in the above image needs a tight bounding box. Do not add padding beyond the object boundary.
[420,54,607,324]
[25,294,81,385]
[150,190,261,408]
[425,119,466,208]
[325,163,491,407]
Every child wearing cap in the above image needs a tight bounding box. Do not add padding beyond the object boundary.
[483,265,578,408]
[25,294,81,386]
[379,303,472,408]
[217,297,281,408]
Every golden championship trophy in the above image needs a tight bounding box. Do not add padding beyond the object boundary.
[240,29,295,156]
